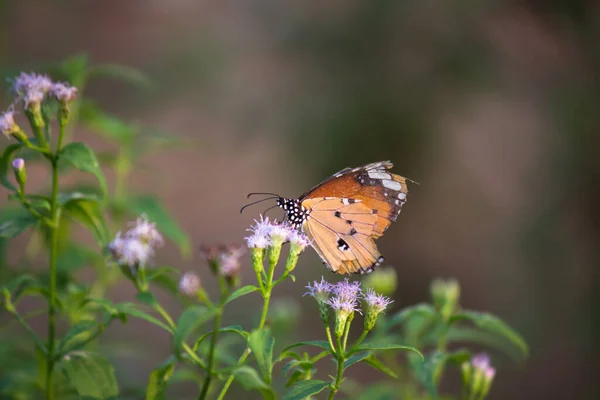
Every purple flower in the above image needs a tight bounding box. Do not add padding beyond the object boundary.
[331,278,362,302]
[245,215,274,248]
[126,215,164,248]
[304,277,332,299]
[0,110,16,137]
[327,296,360,314]
[12,158,24,171]
[179,272,201,296]
[51,82,78,103]
[363,288,393,314]
[108,216,163,269]
[289,229,311,252]
[13,72,53,96]
[472,352,496,380]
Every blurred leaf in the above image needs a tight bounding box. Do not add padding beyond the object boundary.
[58,351,118,399]
[56,54,89,83]
[56,244,99,273]
[63,199,109,246]
[356,343,423,360]
[384,303,435,331]
[223,285,260,305]
[194,325,249,350]
[343,351,370,369]
[282,359,313,378]
[249,329,275,384]
[112,303,171,333]
[59,142,107,196]
[126,196,190,257]
[58,320,100,354]
[136,291,158,307]
[282,380,330,400]
[0,143,24,191]
[450,311,528,360]
[146,356,177,400]
[147,266,180,294]
[364,354,397,379]
[282,340,332,353]
[444,326,523,361]
[88,64,153,90]
[79,100,136,142]
[232,366,276,400]
[357,383,400,400]
[410,352,438,400]
[0,213,38,238]
[58,188,103,207]
[173,306,215,354]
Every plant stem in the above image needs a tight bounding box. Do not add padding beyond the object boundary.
[216,249,277,400]
[347,330,369,355]
[198,308,223,400]
[328,336,345,400]
[325,326,335,353]
[45,157,60,400]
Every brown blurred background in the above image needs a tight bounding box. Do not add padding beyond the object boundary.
[1,1,599,399]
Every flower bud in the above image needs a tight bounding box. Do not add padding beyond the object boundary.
[51,82,78,124]
[12,158,26,189]
[362,267,397,296]
[430,278,460,320]
[461,353,496,400]
[362,288,393,331]
[0,111,27,142]
[179,272,201,297]
[304,277,333,326]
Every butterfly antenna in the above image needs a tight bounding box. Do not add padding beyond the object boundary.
[405,177,420,186]
[240,196,279,214]
[246,192,280,199]
[262,204,280,218]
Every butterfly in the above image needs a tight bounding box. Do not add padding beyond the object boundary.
[243,161,409,275]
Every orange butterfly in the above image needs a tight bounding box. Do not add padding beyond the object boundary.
[247,161,409,275]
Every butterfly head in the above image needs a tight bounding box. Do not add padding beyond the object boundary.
[276,197,310,229]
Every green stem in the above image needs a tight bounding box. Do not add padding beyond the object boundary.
[347,330,369,356]
[12,309,47,354]
[198,308,223,400]
[328,337,345,400]
[325,326,335,353]
[341,316,353,353]
[216,251,276,400]
[45,157,60,400]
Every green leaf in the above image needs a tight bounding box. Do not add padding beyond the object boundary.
[283,380,330,400]
[58,189,103,206]
[450,311,528,360]
[59,142,107,196]
[194,325,249,349]
[233,366,276,400]
[282,360,313,378]
[364,354,398,379]
[113,303,172,333]
[58,351,118,399]
[356,343,424,360]
[249,329,275,384]
[223,285,260,305]
[384,303,435,331]
[0,143,25,191]
[62,199,109,245]
[172,306,215,353]
[79,100,136,142]
[146,356,177,400]
[410,352,438,399]
[344,351,370,369]
[358,383,400,400]
[126,195,190,257]
[58,321,100,354]
[282,340,332,353]
[88,63,153,90]
[136,291,158,306]
[0,213,38,238]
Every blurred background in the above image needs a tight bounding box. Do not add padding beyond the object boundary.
[1,0,599,399]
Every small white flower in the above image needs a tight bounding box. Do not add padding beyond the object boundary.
[289,229,311,251]
[126,215,164,247]
[0,110,16,137]
[51,82,78,103]
[13,72,53,96]
[179,272,201,296]
[245,215,274,248]
[218,246,245,277]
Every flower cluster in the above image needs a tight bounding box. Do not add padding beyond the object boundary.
[12,72,77,108]
[245,215,310,251]
[461,353,496,400]
[179,271,202,297]
[200,243,246,282]
[305,277,393,337]
[108,215,163,271]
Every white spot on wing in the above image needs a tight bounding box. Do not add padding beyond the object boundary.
[382,180,402,190]
[342,198,350,205]
[398,192,407,200]
[368,171,391,180]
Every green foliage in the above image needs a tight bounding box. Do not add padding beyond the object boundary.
[59,142,107,196]
[58,351,119,399]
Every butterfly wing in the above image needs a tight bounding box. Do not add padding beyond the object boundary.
[300,161,409,274]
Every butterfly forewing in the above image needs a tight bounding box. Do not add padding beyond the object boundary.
[295,161,409,274]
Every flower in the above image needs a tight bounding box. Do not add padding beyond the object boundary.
[327,278,362,337]
[108,216,163,271]
[245,215,274,248]
[289,229,311,252]
[51,82,78,103]
[331,278,362,303]
[0,110,16,137]
[179,272,201,296]
[362,288,393,331]
[11,158,24,171]
[13,72,53,108]
[304,277,332,300]
[200,243,245,282]
[461,353,496,400]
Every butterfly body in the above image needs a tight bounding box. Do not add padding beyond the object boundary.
[277,161,409,275]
